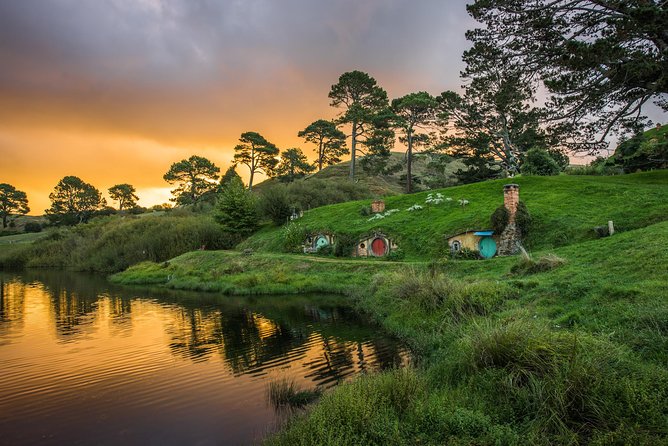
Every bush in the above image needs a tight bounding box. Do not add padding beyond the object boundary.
[521,148,562,176]
[280,222,309,253]
[24,222,42,233]
[490,205,510,234]
[258,185,293,226]
[515,201,532,238]
[334,233,357,257]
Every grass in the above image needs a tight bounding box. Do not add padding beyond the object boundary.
[241,170,668,259]
[265,221,668,444]
[111,250,409,295]
[267,378,322,410]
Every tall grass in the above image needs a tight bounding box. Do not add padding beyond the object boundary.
[0,215,236,272]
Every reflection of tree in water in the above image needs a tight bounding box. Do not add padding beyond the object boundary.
[50,288,98,338]
[0,277,26,339]
[166,307,224,362]
[303,336,356,387]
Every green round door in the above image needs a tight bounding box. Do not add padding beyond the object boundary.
[478,236,497,259]
[315,236,329,249]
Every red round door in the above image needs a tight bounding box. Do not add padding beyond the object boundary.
[371,238,387,256]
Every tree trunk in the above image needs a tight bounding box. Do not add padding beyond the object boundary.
[349,120,357,181]
[249,146,255,191]
[2,214,6,229]
[318,139,324,171]
[407,129,413,193]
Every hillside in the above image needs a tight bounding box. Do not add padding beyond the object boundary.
[255,152,466,196]
[114,172,668,444]
[242,170,668,259]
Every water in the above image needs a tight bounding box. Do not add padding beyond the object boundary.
[0,271,408,446]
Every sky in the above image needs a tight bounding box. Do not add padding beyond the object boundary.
[1,1,665,214]
[0,0,477,213]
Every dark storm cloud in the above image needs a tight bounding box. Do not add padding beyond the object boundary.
[0,0,474,106]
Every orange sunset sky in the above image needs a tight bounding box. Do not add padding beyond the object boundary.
[1,0,665,214]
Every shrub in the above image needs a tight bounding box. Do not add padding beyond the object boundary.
[280,222,309,253]
[521,148,562,176]
[515,201,532,238]
[24,222,42,233]
[258,185,293,226]
[490,205,510,234]
[334,233,357,257]
[359,205,372,217]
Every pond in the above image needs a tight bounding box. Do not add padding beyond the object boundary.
[0,271,408,446]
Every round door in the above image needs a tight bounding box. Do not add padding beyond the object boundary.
[478,236,497,259]
[315,236,329,249]
[371,238,387,256]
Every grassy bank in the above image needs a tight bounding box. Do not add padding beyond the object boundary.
[242,171,668,259]
[115,220,668,444]
[265,221,668,445]
[111,251,408,295]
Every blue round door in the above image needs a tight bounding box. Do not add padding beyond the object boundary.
[315,236,329,249]
[478,236,497,259]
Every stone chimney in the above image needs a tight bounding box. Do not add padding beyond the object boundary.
[503,184,520,223]
[498,184,521,255]
[371,200,385,213]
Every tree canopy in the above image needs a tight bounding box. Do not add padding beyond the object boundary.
[466,0,668,153]
[274,148,314,183]
[46,176,105,225]
[0,183,29,228]
[392,92,438,193]
[108,184,139,211]
[298,119,348,171]
[233,131,279,190]
[163,155,220,206]
[329,71,390,180]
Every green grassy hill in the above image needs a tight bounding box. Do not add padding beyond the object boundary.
[242,170,668,259]
[113,171,668,444]
[255,152,466,196]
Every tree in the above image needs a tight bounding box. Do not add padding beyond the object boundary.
[437,60,550,177]
[220,166,242,188]
[0,183,29,228]
[163,155,220,206]
[329,71,390,180]
[233,132,279,190]
[392,92,438,193]
[46,176,106,225]
[214,177,259,236]
[274,148,315,183]
[521,148,562,176]
[466,0,668,153]
[298,119,348,171]
[108,184,138,211]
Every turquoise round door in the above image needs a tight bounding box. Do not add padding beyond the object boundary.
[315,236,329,249]
[478,237,497,259]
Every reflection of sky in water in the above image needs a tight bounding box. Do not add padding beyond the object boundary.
[0,272,408,446]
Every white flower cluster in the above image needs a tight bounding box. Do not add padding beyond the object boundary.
[458,199,470,206]
[425,192,451,205]
[366,208,400,222]
[407,204,423,211]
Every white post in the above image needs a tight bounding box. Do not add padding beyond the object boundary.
[608,220,615,236]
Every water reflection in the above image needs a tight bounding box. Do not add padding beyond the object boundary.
[0,270,408,446]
